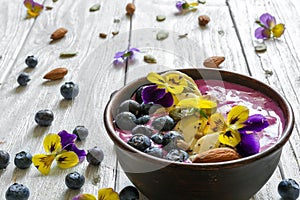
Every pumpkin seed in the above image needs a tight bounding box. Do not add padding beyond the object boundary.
[178,33,188,38]
[45,6,53,10]
[198,0,206,4]
[144,55,157,64]
[255,43,267,52]
[156,30,169,40]
[60,52,78,58]
[90,4,101,12]
[156,15,166,22]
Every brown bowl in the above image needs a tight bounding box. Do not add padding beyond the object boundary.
[104,68,294,200]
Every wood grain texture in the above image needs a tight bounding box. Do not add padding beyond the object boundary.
[0,0,130,199]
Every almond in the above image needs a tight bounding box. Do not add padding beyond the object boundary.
[126,3,135,15]
[192,147,241,163]
[203,56,225,68]
[198,15,210,26]
[43,67,68,80]
[50,28,68,40]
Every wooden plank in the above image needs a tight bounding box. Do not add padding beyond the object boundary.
[0,0,130,199]
[227,0,300,198]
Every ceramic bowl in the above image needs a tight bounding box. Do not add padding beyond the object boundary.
[104,68,294,200]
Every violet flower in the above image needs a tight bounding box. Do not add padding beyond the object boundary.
[58,130,86,162]
[237,114,269,156]
[113,47,140,65]
[141,85,174,107]
[255,13,285,40]
[176,1,198,12]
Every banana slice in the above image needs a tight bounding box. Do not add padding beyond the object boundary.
[192,132,220,154]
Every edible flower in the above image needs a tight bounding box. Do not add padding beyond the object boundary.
[24,0,44,18]
[147,72,187,94]
[113,48,140,65]
[255,13,285,40]
[32,130,86,175]
[176,1,198,12]
[142,85,174,107]
[72,188,119,200]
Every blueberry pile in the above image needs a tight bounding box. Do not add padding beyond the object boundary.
[114,87,188,162]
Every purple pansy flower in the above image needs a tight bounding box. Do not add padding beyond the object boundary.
[255,13,285,40]
[58,130,86,161]
[141,85,174,107]
[175,1,198,12]
[237,114,269,156]
[113,47,140,65]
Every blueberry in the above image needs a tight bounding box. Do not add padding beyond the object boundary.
[144,147,163,158]
[0,150,10,169]
[60,82,79,100]
[162,131,184,151]
[14,151,32,169]
[119,185,139,200]
[65,172,85,190]
[131,125,154,137]
[5,183,30,200]
[151,133,164,144]
[127,134,151,152]
[73,125,89,141]
[17,73,30,86]
[165,149,189,162]
[133,86,144,104]
[25,55,38,68]
[86,147,104,165]
[140,102,161,115]
[115,112,137,131]
[34,109,54,126]
[152,116,175,131]
[278,179,300,200]
[117,100,141,116]
[135,115,150,125]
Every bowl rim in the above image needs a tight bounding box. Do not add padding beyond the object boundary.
[104,68,294,169]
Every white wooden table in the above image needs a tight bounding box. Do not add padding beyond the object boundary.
[0,0,300,199]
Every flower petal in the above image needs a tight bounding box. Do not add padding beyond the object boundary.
[255,27,271,39]
[176,1,184,11]
[272,23,285,38]
[219,129,241,147]
[98,188,119,200]
[58,130,77,148]
[56,151,79,169]
[65,143,86,162]
[32,154,55,175]
[259,13,276,28]
[177,97,217,110]
[72,194,97,200]
[164,73,187,94]
[155,92,174,107]
[114,51,125,59]
[227,105,249,128]
[147,72,165,85]
[239,114,269,132]
[237,132,260,157]
[43,134,62,153]
[141,85,166,103]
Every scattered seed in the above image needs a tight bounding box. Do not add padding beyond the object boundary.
[156,30,169,40]
[178,33,188,38]
[114,18,120,23]
[99,33,107,38]
[265,70,273,76]
[112,31,119,36]
[45,6,53,10]
[52,0,58,2]
[198,0,206,4]
[144,55,157,64]
[156,15,166,22]
[89,4,101,12]
[60,52,78,58]
[255,43,267,52]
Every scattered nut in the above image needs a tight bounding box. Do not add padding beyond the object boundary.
[99,33,107,38]
[126,3,135,15]
[198,15,210,26]
[50,28,68,40]
[192,147,241,163]
[43,67,68,80]
[203,56,225,68]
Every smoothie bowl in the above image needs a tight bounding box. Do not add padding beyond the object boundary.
[104,68,294,200]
